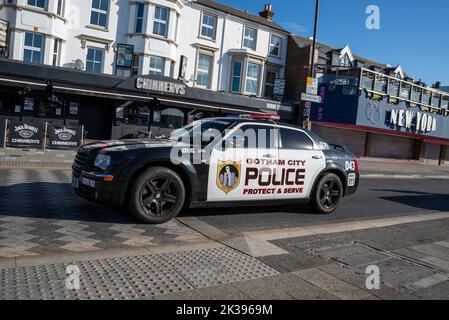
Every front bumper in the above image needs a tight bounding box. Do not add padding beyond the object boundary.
[72,171,121,206]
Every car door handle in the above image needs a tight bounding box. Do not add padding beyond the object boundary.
[312,155,323,160]
[263,154,276,159]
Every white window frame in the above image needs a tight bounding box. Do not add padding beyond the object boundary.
[153,5,170,37]
[149,55,165,76]
[52,38,61,66]
[269,34,282,57]
[195,52,213,89]
[56,0,65,16]
[199,12,217,40]
[244,62,261,95]
[242,26,257,50]
[27,0,46,10]
[90,0,109,28]
[86,47,104,74]
[135,2,145,33]
[23,32,44,64]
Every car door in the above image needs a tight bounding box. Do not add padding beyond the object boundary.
[275,126,326,199]
[207,123,279,202]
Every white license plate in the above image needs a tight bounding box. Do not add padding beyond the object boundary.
[72,178,79,189]
[347,173,356,187]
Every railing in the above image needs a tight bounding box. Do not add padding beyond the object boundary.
[359,68,449,111]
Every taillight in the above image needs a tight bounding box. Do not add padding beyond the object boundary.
[354,159,360,173]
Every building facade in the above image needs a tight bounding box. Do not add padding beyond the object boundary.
[0,0,288,99]
[0,0,295,141]
[286,35,449,166]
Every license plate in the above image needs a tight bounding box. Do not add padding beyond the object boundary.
[347,173,356,187]
[72,178,79,189]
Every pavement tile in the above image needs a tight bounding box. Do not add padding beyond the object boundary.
[293,268,371,300]
[410,244,449,262]
[231,273,338,300]
[153,284,251,300]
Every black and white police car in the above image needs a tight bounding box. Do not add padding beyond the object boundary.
[72,115,359,224]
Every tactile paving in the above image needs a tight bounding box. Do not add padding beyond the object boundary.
[0,246,279,300]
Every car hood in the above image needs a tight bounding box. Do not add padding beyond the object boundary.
[80,139,188,152]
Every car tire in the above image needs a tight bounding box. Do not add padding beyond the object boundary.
[128,167,186,224]
[311,173,343,214]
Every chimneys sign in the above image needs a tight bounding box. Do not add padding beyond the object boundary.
[389,109,437,133]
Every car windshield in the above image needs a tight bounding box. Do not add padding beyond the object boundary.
[169,119,234,147]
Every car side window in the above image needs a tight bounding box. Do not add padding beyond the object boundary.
[227,124,279,149]
[279,128,314,150]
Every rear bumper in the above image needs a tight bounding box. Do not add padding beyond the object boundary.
[72,171,122,206]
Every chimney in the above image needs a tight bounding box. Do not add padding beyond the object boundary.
[433,81,441,89]
[259,4,274,21]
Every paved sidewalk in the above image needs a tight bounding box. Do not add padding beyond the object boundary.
[0,148,75,168]
[359,159,449,179]
[1,217,449,300]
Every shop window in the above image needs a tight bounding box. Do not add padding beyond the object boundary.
[153,5,169,37]
[27,0,45,9]
[200,13,217,40]
[264,70,277,99]
[196,53,213,88]
[230,60,242,93]
[135,3,145,33]
[86,47,104,74]
[90,0,109,28]
[23,32,44,64]
[269,35,282,57]
[245,63,261,95]
[121,104,150,126]
[161,108,184,129]
[149,56,165,76]
[243,26,257,50]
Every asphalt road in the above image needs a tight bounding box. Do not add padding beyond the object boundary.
[1,168,448,257]
[182,177,449,234]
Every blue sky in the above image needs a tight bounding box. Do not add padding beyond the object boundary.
[219,0,449,86]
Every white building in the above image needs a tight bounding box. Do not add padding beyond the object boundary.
[0,0,289,100]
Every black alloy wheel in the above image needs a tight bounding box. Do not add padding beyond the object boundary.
[311,173,343,214]
[129,167,185,224]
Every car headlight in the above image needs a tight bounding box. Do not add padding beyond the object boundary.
[93,154,111,170]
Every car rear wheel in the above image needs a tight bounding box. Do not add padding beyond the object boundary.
[311,173,343,214]
[129,167,186,224]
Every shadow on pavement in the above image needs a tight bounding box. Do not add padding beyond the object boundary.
[372,189,449,212]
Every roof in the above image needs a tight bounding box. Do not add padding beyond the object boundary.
[291,35,390,70]
[194,0,288,33]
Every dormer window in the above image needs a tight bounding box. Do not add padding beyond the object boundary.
[340,54,352,67]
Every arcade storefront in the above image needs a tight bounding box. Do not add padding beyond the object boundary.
[308,69,449,166]
[0,59,295,144]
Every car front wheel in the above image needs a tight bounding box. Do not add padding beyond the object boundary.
[129,167,186,224]
[311,173,343,214]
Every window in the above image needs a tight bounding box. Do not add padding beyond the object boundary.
[200,13,216,40]
[90,0,109,28]
[27,0,45,9]
[280,128,314,150]
[230,125,278,149]
[132,54,140,76]
[86,47,103,74]
[56,0,65,16]
[243,26,257,50]
[264,70,277,98]
[269,35,282,56]
[230,60,242,93]
[196,53,212,88]
[245,63,260,95]
[52,39,61,66]
[149,56,165,76]
[23,32,44,64]
[135,3,145,33]
[340,54,352,67]
[153,5,169,37]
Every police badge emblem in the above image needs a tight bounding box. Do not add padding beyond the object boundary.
[216,161,241,194]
